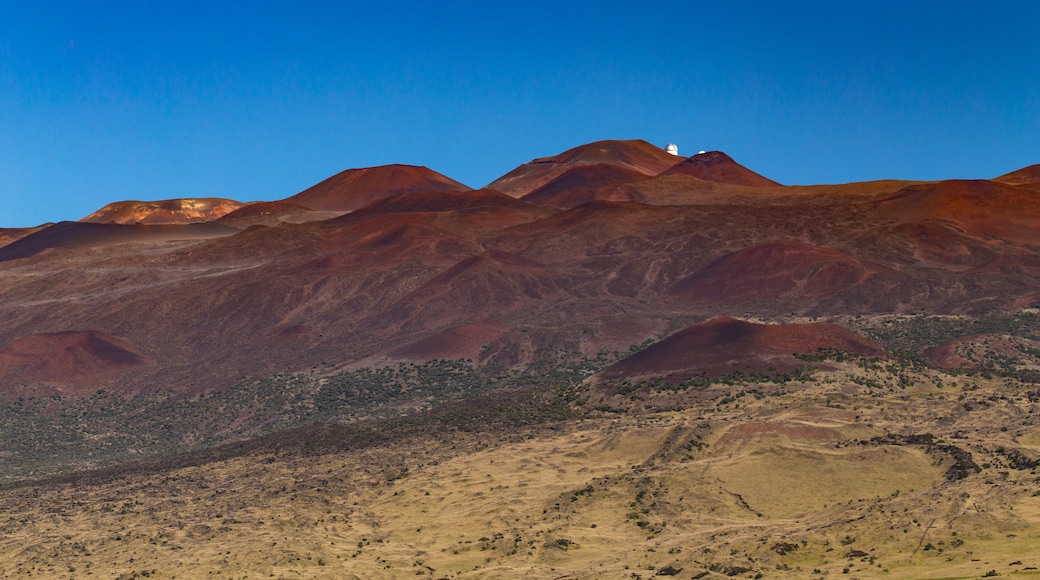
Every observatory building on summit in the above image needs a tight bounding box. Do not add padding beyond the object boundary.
[665,143,679,156]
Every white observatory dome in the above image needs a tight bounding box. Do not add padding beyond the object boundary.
[665,143,679,156]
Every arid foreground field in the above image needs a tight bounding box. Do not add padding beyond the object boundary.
[2,344,1039,579]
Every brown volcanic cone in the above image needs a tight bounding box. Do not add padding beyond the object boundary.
[672,240,893,309]
[599,316,885,383]
[81,198,246,224]
[520,164,649,208]
[0,331,153,396]
[286,164,470,212]
[486,139,681,198]
[661,151,781,187]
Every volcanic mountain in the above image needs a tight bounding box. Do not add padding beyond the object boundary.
[486,139,682,198]
[81,198,247,225]
[597,316,887,384]
[285,164,470,212]
[2,139,1040,577]
[0,139,1036,396]
[661,150,781,187]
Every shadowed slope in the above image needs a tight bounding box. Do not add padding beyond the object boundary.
[387,320,511,361]
[520,164,649,208]
[0,225,50,249]
[661,151,781,187]
[486,139,681,198]
[599,316,885,383]
[0,331,153,396]
[0,221,240,262]
[81,198,247,224]
[286,164,470,212]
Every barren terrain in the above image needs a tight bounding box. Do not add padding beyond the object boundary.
[0,141,1038,578]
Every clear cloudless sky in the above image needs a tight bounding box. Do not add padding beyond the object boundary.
[1,0,1038,227]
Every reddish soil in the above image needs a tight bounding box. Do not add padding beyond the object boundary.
[922,333,1040,370]
[885,221,993,268]
[994,163,1040,186]
[871,180,1040,243]
[345,188,548,220]
[0,331,153,396]
[661,151,781,187]
[921,335,980,369]
[520,164,649,208]
[0,140,1037,396]
[287,164,470,212]
[716,421,844,446]
[217,201,337,228]
[306,190,550,271]
[486,140,681,198]
[0,221,240,262]
[80,198,247,225]
[671,240,893,308]
[0,225,50,249]
[380,251,567,331]
[599,316,886,383]
[387,320,510,361]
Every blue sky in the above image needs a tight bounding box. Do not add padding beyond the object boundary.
[1,1,1038,227]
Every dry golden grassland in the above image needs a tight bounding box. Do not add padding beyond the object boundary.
[1,363,1039,579]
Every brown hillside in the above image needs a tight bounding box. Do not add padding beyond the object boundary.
[922,333,1040,370]
[376,252,567,332]
[871,180,1040,243]
[994,163,1040,186]
[387,320,510,361]
[671,240,894,309]
[486,139,681,198]
[599,316,886,383]
[0,330,153,396]
[520,164,649,208]
[286,164,470,212]
[217,200,338,228]
[0,225,49,249]
[345,188,546,219]
[81,198,246,225]
[662,150,781,187]
[0,221,240,262]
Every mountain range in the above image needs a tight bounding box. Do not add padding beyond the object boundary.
[1,139,1039,578]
